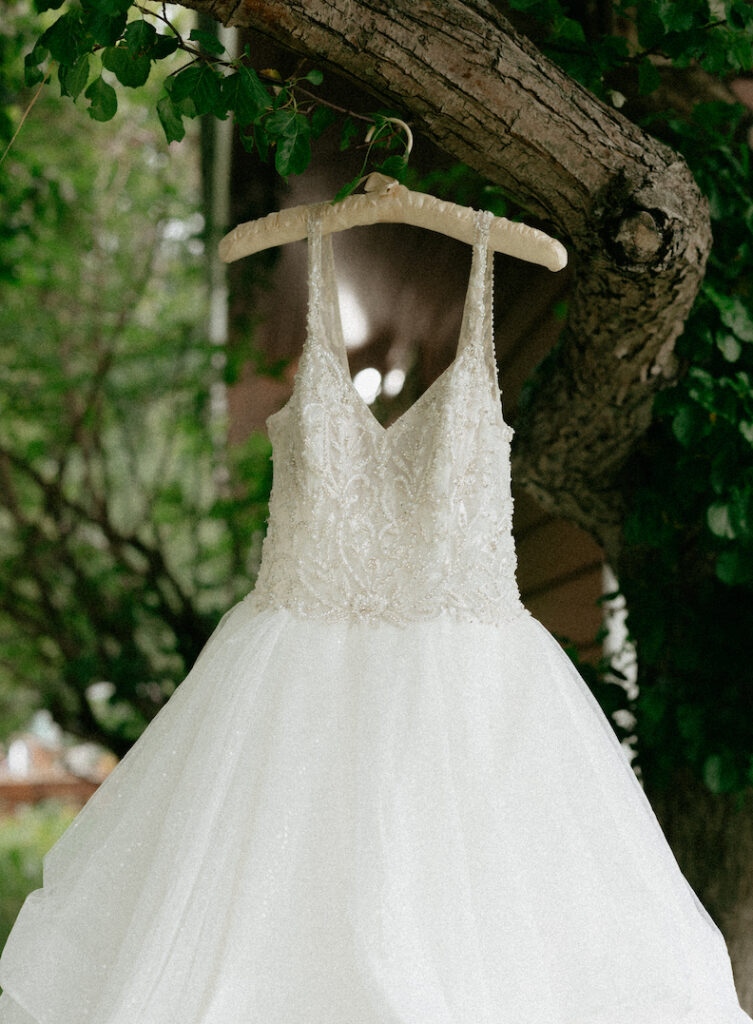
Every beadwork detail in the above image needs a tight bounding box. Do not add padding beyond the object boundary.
[245,207,526,627]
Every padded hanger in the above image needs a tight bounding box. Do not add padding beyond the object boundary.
[218,172,568,272]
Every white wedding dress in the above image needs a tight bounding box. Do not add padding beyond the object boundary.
[0,208,749,1024]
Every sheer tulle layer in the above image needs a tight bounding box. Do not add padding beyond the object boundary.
[0,601,748,1024]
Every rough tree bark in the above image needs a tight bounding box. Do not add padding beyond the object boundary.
[174,0,712,564]
[646,770,753,1009]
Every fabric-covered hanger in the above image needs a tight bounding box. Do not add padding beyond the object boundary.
[218,172,568,272]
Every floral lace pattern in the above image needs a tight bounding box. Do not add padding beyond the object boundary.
[245,207,526,627]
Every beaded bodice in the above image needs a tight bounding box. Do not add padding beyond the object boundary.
[245,206,525,627]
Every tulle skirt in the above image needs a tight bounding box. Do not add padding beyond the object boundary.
[0,599,749,1023]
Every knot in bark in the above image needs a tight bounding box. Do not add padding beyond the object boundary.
[614,210,664,265]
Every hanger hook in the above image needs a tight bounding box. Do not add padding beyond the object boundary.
[364,116,413,156]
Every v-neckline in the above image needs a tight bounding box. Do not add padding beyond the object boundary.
[319,338,473,440]
[313,213,492,438]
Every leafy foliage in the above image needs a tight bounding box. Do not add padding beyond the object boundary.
[507,0,753,102]
[512,4,753,793]
[0,15,271,755]
[611,99,753,793]
[21,0,411,182]
[0,801,77,952]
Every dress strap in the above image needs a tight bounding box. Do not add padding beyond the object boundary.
[457,208,497,380]
[479,213,500,404]
[306,206,349,374]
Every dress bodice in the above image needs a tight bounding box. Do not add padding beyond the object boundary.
[245,206,525,627]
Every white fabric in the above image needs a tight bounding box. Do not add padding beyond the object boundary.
[0,210,750,1023]
[248,208,522,626]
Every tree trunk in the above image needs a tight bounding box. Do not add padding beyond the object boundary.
[176,0,711,559]
[646,769,753,1013]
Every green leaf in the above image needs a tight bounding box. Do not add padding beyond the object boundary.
[638,60,661,95]
[24,59,46,88]
[707,503,735,539]
[332,174,363,203]
[729,0,753,28]
[721,297,753,342]
[274,116,311,176]
[637,686,667,726]
[222,67,270,126]
[34,0,66,10]
[271,86,290,110]
[373,154,408,181]
[153,34,180,59]
[40,11,83,65]
[656,1,695,32]
[686,366,716,408]
[188,28,226,56]
[310,104,336,139]
[671,404,705,447]
[59,54,90,100]
[304,68,324,85]
[729,32,753,72]
[593,33,629,69]
[635,6,665,48]
[704,285,753,342]
[740,421,753,445]
[554,16,586,44]
[703,754,727,794]
[24,43,49,87]
[192,64,223,117]
[339,116,360,151]
[102,44,151,88]
[83,0,131,14]
[716,332,742,362]
[84,75,118,122]
[264,108,297,138]
[157,93,185,144]
[124,19,157,57]
[24,439,48,461]
[168,66,202,103]
[710,445,738,496]
[715,548,752,585]
[240,65,271,119]
[553,298,569,321]
[238,129,256,155]
[170,65,223,116]
[80,8,128,47]
[676,703,704,746]
[254,125,269,162]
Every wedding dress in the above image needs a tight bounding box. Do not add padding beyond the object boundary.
[0,208,749,1024]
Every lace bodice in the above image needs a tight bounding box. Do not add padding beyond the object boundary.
[245,206,525,627]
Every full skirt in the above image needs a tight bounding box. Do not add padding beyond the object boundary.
[0,600,749,1023]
